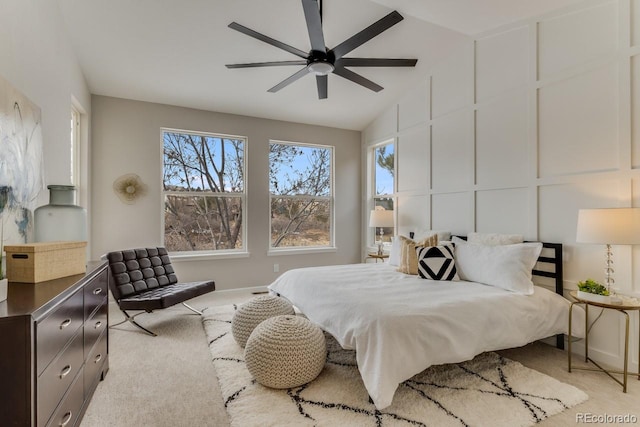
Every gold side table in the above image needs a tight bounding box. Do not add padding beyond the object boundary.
[568,290,640,392]
[366,253,389,263]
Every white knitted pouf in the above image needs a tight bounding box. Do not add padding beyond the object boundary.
[244,315,326,389]
[231,295,295,348]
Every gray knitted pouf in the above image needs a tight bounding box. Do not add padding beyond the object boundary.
[231,295,295,348]
[244,315,326,389]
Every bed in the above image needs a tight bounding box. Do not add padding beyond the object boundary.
[268,238,586,409]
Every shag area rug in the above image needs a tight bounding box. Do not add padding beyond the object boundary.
[202,305,588,427]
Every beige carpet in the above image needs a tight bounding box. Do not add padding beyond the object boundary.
[81,289,640,427]
[204,304,588,427]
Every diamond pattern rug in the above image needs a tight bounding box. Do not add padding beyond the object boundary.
[202,304,588,427]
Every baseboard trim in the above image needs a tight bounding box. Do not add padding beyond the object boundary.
[214,285,269,294]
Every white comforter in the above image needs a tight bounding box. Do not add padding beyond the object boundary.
[268,263,585,409]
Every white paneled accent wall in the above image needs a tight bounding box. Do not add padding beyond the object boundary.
[397,195,430,238]
[398,79,430,130]
[431,41,474,119]
[476,188,529,234]
[475,26,529,103]
[475,90,529,186]
[431,192,473,235]
[363,0,639,370]
[538,63,620,176]
[397,128,429,193]
[537,1,618,79]
[431,111,474,191]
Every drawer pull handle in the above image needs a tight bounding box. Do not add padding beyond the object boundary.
[93,288,103,295]
[59,319,72,329]
[94,321,102,329]
[60,411,73,426]
[59,365,71,379]
[94,354,102,363]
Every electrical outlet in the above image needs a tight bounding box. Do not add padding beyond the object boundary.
[273,264,279,273]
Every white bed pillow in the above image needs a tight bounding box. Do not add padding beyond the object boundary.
[467,232,523,246]
[451,237,542,295]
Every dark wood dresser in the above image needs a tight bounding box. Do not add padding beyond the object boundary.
[0,261,109,426]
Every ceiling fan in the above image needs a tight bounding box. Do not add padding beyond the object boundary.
[225,0,417,99]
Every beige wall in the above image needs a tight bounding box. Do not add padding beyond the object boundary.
[363,0,640,372]
[0,0,91,210]
[91,96,361,289]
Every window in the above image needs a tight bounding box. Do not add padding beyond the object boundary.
[162,129,246,253]
[371,141,395,243]
[269,141,334,250]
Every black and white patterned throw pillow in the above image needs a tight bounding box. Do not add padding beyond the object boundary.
[416,244,459,281]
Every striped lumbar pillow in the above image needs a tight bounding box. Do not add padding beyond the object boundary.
[398,234,438,275]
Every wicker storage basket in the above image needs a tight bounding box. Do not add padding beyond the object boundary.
[4,241,87,283]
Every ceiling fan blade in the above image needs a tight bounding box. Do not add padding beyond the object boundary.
[337,58,417,67]
[331,11,403,60]
[226,60,307,69]
[302,0,326,53]
[268,67,310,93]
[228,22,308,59]
[316,75,328,99]
[333,67,383,92]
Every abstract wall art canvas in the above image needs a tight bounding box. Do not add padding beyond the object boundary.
[0,74,45,246]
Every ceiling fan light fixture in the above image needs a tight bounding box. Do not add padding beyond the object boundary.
[307,61,334,76]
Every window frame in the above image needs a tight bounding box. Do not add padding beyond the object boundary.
[369,139,396,247]
[160,127,248,258]
[268,139,335,254]
[70,106,81,190]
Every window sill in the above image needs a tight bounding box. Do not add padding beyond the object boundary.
[169,251,250,262]
[268,247,338,256]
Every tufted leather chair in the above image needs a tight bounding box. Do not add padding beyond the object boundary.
[106,247,215,336]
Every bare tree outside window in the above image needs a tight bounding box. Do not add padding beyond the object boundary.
[162,130,245,252]
[269,141,333,248]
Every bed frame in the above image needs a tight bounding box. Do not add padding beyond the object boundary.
[534,242,565,349]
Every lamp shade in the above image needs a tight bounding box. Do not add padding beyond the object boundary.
[576,208,640,244]
[369,209,394,228]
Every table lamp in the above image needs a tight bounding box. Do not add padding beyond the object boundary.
[369,208,394,255]
[576,208,640,295]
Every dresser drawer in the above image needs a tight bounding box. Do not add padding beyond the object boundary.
[36,289,84,375]
[84,268,108,320]
[37,330,84,426]
[84,331,108,398]
[45,369,84,427]
[84,300,107,356]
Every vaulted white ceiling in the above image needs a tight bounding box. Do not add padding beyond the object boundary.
[371,0,587,35]
[56,0,585,131]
